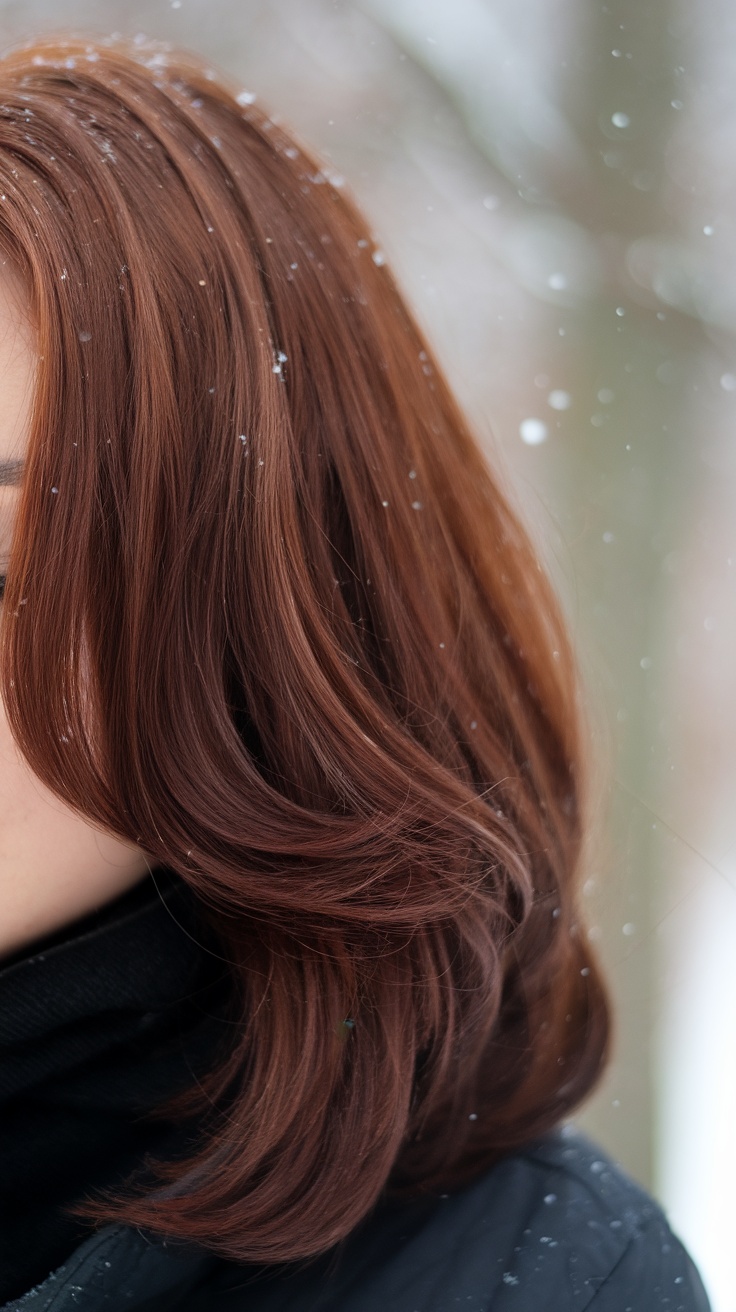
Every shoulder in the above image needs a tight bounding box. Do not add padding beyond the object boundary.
[197,1125,711,1311]
[7,1126,709,1312]
[485,1126,711,1310]
[410,1125,712,1312]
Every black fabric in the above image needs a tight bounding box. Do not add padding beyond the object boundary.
[0,1127,712,1311]
[0,868,234,1305]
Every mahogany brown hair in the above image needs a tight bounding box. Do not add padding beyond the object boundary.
[0,34,610,1265]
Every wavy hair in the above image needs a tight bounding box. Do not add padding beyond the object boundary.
[0,34,609,1265]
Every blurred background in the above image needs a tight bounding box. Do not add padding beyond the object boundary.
[2,1,732,1306]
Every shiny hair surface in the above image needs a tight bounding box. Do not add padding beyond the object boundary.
[0,34,609,1266]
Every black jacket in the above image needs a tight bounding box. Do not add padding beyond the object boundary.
[0,873,711,1312]
[0,1127,711,1311]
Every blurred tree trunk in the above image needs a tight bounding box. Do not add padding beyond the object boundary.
[554,0,695,1189]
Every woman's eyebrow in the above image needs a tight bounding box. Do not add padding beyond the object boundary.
[0,458,23,486]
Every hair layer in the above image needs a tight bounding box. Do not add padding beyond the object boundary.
[0,35,609,1265]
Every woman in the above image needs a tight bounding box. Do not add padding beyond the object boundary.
[0,32,709,1311]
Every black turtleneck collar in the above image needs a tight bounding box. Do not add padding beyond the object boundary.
[0,867,234,1305]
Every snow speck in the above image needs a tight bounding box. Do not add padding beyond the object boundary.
[171,0,181,8]
[236,90,256,107]
[381,500,389,507]
[470,720,478,730]
[372,250,386,266]
[239,433,248,443]
[468,1112,478,1121]
[611,112,630,128]
[597,387,615,403]
[580,967,590,976]
[703,225,714,236]
[548,389,571,410]
[720,373,736,391]
[640,656,652,669]
[502,1273,519,1286]
[544,1193,558,1205]
[615,306,625,316]
[622,922,636,935]
[78,330,91,342]
[408,469,417,479]
[590,1160,606,1174]
[482,194,499,210]
[603,531,615,543]
[51,486,59,494]
[520,418,548,445]
[411,500,422,510]
[547,271,568,291]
